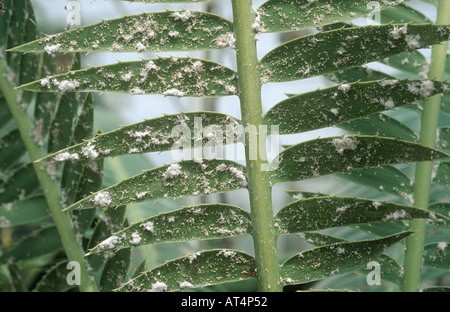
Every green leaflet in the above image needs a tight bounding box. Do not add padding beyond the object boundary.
[10,11,233,54]
[0,130,26,172]
[433,161,450,188]
[274,197,448,235]
[64,159,248,211]
[116,249,256,292]
[87,204,252,255]
[302,232,403,286]
[16,57,238,97]
[280,232,410,286]
[260,24,450,83]
[0,226,62,264]
[33,260,75,292]
[264,79,449,135]
[270,135,449,184]
[423,242,449,270]
[337,166,413,199]
[0,195,49,228]
[257,0,404,33]
[0,163,39,205]
[39,112,242,163]
[337,113,418,143]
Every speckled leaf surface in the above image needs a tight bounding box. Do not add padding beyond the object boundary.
[88,204,252,254]
[280,232,410,286]
[17,57,238,97]
[0,195,49,228]
[116,249,256,292]
[257,0,404,33]
[10,11,234,54]
[260,24,450,83]
[270,136,449,183]
[39,112,242,163]
[274,197,448,235]
[302,232,404,286]
[264,80,449,134]
[65,159,248,211]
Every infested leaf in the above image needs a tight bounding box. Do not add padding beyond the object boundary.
[257,0,405,33]
[274,197,447,235]
[116,249,256,292]
[17,57,238,97]
[260,24,450,83]
[88,204,251,254]
[64,159,248,211]
[264,79,449,135]
[39,112,242,163]
[10,11,234,54]
[270,135,449,183]
[280,232,411,285]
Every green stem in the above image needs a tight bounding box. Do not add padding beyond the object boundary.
[402,0,450,292]
[0,58,98,292]
[231,0,281,292]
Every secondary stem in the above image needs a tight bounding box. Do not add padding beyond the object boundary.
[401,0,450,292]
[0,58,98,292]
[231,0,282,292]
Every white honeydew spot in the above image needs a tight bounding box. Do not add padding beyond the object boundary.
[149,281,167,292]
[99,235,120,251]
[163,163,183,180]
[54,152,80,162]
[141,221,154,232]
[217,250,236,258]
[82,142,99,159]
[163,89,185,97]
[437,242,447,251]
[130,231,142,245]
[93,191,112,208]
[332,136,359,155]
[179,281,194,289]
[171,11,193,22]
[338,83,351,94]
[44,44,61,55]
